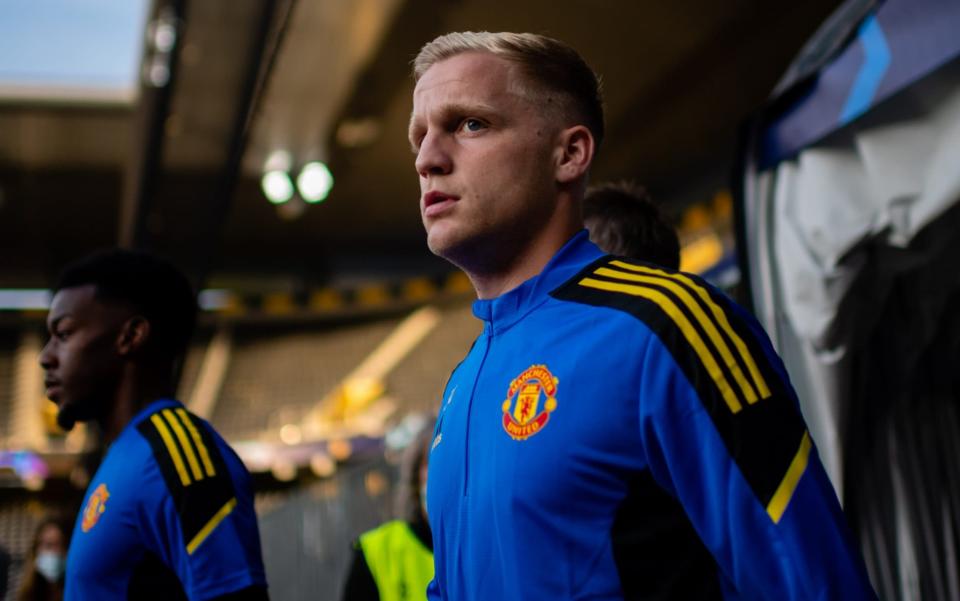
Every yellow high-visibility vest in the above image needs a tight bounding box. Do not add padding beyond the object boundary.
[359,520,434,601]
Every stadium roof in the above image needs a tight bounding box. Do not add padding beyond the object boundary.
[0,0,841,289]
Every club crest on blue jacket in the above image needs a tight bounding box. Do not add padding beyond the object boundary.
[81,483,110,532]
[501,364,558,440]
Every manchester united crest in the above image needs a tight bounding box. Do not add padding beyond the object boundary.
[81,483,110,533]
[501,365,558,440]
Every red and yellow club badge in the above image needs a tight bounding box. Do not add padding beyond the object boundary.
[501,364,558,440]
[81,483,110,533]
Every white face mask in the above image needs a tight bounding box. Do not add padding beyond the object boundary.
[35,552,65,583]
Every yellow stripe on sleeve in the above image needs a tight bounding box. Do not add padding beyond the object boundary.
[766,432,812,523]
[579,277,743,413]
[162,410,203,482]
[186,498,237,555]
[596,266,759,405]
[175,408,216,477]
[610,260,771,401]
[150,414,191,486]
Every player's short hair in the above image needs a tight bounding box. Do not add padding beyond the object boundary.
[55,249,197,361]
[414,31,604,148]
[584,181,681,269]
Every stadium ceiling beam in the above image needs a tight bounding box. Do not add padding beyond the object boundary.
[117,0,295,288]
[118,0,188,250]
[187,0,296,289]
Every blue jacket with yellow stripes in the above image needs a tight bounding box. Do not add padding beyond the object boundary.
[425,230,876,601]
[65,399,267,601]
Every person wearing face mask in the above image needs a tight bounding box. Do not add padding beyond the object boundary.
[341,424,434,601]
[17,515,71,601]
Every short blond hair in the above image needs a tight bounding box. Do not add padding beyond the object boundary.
[413,31,604,147]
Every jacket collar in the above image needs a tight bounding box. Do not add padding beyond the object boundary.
[472,230,603,334]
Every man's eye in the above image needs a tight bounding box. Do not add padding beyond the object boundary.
[460,119,485,133]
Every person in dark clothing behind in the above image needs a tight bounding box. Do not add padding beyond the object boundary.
[342,424,434,601]
[0,542,10,599]
[583,180,680,269]
[16,515,71,601]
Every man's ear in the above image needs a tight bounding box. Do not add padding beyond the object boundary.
[117,316,150,357]
[554,125,595,185]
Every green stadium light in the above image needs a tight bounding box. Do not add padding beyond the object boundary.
[261,170,294,204]
[296,161,333,204]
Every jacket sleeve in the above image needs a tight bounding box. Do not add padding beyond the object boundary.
[136,410,267,600]
[635,300,877,600]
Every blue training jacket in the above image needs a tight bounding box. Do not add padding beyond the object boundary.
[425,231,876,600]
[66,399,267,600]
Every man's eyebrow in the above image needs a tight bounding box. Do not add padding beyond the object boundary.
[408,101,500,149]
[438,102,498,119]
[48,314,69,330]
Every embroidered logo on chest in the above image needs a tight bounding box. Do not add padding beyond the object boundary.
[501,364,558,440]
[81,483,110,532]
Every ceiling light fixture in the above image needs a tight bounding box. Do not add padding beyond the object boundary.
[264,150,292,172]
[296,161,334,203]
[261,170,294,204]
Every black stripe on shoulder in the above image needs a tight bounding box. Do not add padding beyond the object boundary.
[137,407,236,550]
[552,257,808,522]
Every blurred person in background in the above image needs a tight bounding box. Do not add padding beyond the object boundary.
[17,515,71,601]
[341,423,434,601]
[583,181,680,269]
[410,31,876,600]
[39,250,268,601]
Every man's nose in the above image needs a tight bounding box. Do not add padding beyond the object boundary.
[415,132,453,177]
[39,340,56,370]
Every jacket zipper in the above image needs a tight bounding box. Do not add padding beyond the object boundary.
[463,327,492,497]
